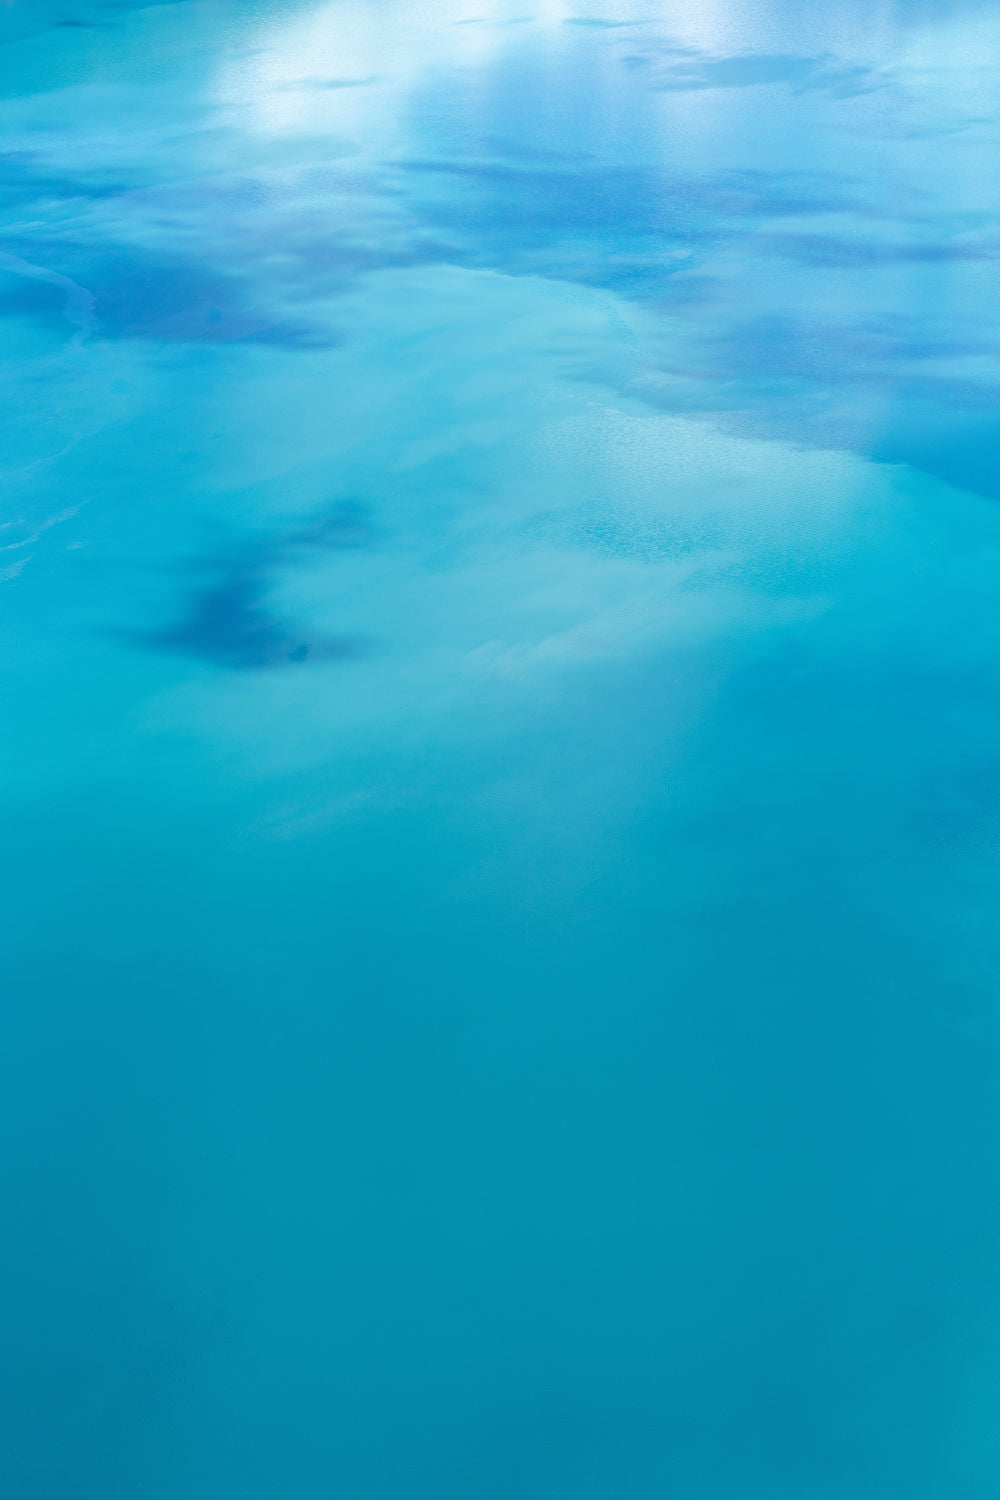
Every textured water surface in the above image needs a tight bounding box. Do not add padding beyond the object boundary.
[4,1,1000,1495]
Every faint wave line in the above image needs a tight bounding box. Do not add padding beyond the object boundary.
[0,248,95,343]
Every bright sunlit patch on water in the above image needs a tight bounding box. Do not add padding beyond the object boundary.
[216,0,568,135]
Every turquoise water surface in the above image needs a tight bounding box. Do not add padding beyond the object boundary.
[4,0,1000,1494]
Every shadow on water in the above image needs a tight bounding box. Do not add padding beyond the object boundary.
[122,501,376,671]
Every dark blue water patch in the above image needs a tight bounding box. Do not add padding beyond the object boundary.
[36,219,453,337]
[398,158,860,237]
[698,312,952,383]
[280,501,379,553]
[0,0,173,44]
[644,309,1000,412]
[138,572,316,670]
[765,232,997,266]
[0,272,67,324]
[126,568,363,671]
[391,159,868,307]
[644,50,882,97]
[35,246,330,347]
[89,252,295,345]
[271,237,461,300]
[708,166,865,217]
[0,153,133,209]
[124,503,376,670]
[2,219,450,349]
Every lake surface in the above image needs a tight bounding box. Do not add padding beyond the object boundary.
[4,0,1000,1494]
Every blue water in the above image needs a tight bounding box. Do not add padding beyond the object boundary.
[4,0,1000,1493]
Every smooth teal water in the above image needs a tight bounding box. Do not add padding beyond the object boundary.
[4,0,1000,1494]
